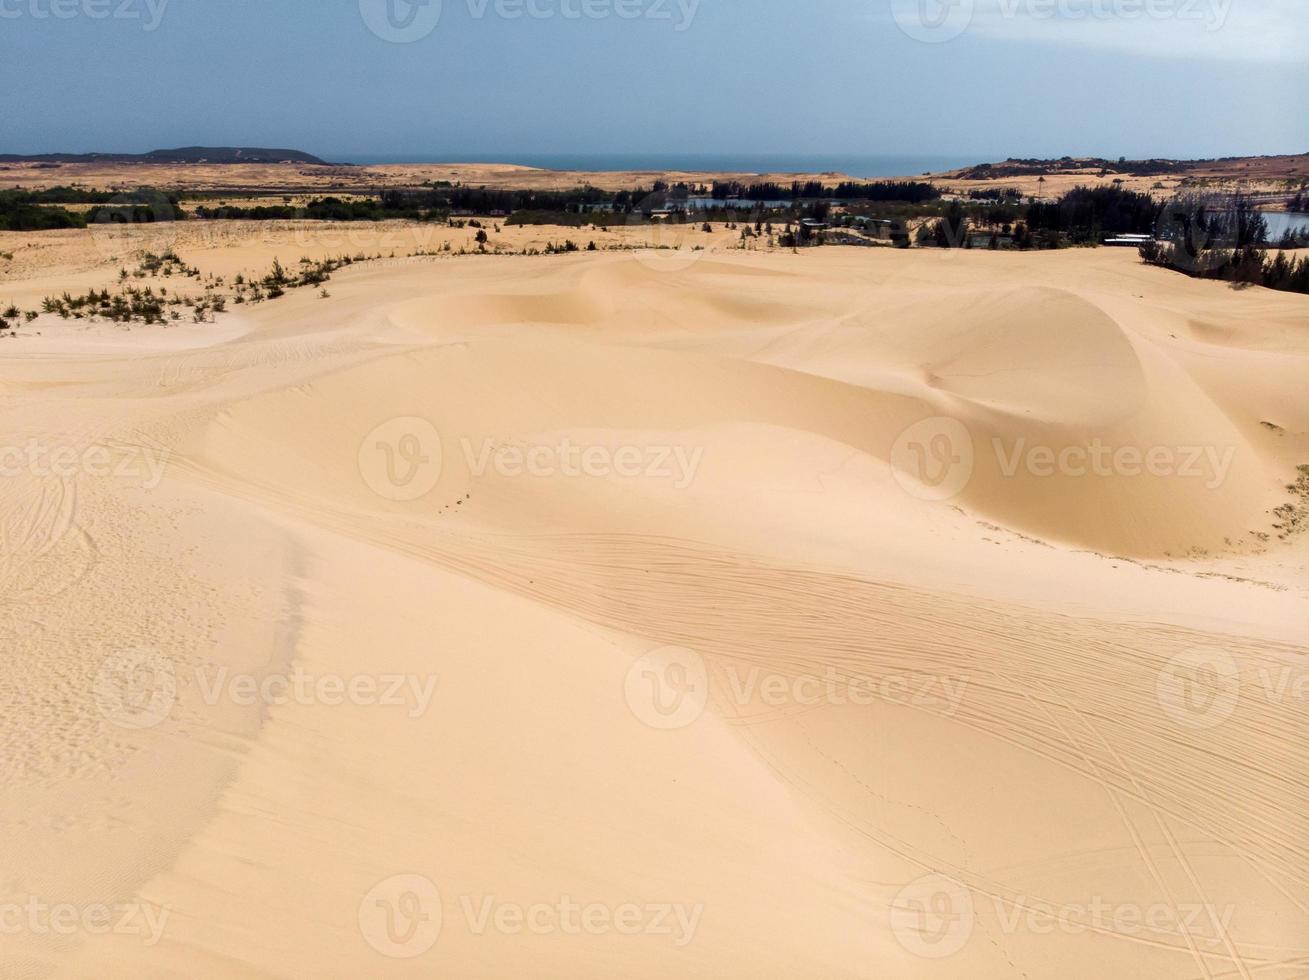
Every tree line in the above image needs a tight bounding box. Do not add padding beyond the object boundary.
[1,189,188,230]
[910,185,1158,250]
[1139,193,1309,294]
[709,180,939,203]
[1024,186,1162,242]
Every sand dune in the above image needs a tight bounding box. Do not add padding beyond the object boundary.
[2,233,1308,978]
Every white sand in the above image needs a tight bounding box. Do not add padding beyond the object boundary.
[2,230,1308,978]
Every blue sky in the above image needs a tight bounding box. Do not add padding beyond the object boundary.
[1,0,1305,162]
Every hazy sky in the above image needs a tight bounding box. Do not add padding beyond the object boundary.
[2,0,1305,162]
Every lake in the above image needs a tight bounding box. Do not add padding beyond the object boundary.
[1262,210,1309,241]
[684,198,791,211]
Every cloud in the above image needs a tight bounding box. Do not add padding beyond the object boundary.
[876,0,1308,61]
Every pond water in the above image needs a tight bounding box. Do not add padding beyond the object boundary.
[684,198,791,211]
[1261,211,1309,241]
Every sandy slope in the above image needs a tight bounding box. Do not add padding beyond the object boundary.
[2,232,1308,978]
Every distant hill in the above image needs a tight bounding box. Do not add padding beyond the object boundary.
[0,147,332,165]
[943,153,1309,181]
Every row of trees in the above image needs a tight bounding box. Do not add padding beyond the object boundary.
[195,186,663,223]
[86,193,188,225]
[709,179,939,203]
[4,186,118,204]
[1141,239,1309,292]
[0,190,86,230]
[194,196,413,222]
[1025,186,1162,242]
[967,187,1023,201]
[1140,194,1309,294]
[5,178,945,232]
[0,188,189,231]
[912,188,1153,250]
